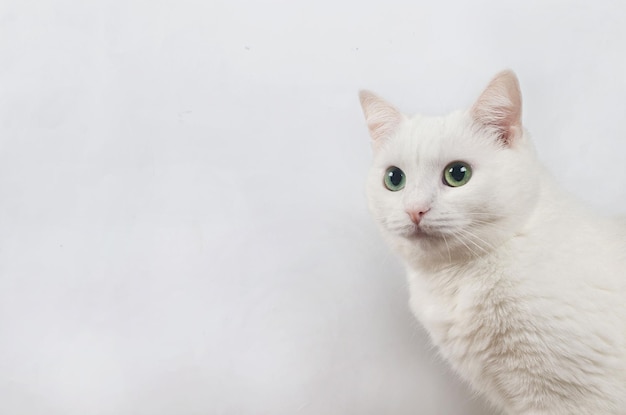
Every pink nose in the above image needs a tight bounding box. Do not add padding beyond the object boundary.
[407,209,429,225]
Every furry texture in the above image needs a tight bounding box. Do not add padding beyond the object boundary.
[359,70,626,414]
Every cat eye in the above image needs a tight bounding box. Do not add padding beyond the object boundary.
[384,166,406,191]
[443,161,472,187]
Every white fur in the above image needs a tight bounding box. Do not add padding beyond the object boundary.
[360,71,626,414]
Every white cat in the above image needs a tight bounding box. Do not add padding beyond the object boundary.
[359,71,626,414]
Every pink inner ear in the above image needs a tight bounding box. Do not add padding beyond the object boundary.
[471,70,522,144]
[359,90,403,144]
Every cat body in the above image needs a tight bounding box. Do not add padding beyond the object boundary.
[359,71,626,414]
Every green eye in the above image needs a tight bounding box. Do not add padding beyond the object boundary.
[443,161,472,187]
[384,166,406,191]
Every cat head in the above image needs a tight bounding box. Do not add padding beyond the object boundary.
[359,71,541,265]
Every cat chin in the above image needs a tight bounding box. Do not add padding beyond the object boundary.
[397,223,446,241]
[388,227,492,265]
[403,230,444,245]
[400,225,428,240]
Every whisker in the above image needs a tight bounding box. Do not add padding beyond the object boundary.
[457,230,491,255]
[449,230,481,259]
[456,227,495,254]
[466,219,514,235]
[442,233,452,264]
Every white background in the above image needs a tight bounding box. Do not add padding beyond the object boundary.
[1,1,626,414]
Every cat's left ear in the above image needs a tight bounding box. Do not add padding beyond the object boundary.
[471,70,522,145]
[359,90,404,146]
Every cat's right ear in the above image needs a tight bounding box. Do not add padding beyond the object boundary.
[358,90,404,146]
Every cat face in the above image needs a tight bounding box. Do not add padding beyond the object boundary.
[360,71,541,262]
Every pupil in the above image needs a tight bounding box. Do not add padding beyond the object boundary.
[390,170,402,186]
[451,165,466,181]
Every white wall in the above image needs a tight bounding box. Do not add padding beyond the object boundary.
[1,1,625,414]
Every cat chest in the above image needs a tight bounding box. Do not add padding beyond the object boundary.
[407,272,505,366]
[410,286,481,349]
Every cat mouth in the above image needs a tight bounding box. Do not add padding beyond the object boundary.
[390,221,442,240]
[403,225,430,239]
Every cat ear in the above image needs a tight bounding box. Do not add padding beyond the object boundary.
[471,70,522,144]
[359,90,404,144]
